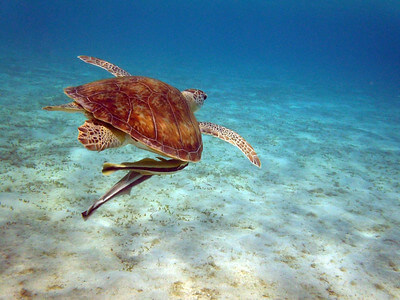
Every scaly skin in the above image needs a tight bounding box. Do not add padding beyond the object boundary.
[199,122,261,167]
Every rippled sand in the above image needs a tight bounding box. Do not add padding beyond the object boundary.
[0,54,399,299]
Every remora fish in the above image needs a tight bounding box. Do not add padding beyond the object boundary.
[82,158,188,219]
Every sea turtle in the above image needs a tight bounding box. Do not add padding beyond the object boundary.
[44,56,260,218]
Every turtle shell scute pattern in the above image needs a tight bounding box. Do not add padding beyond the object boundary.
[64,76,202,162]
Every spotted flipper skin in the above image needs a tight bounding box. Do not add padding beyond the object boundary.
[78,119,126,151]
[199,122,261,167]
[78,55,131,77]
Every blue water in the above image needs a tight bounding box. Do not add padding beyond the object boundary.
[2,1,400,88]
[1,1,399,298]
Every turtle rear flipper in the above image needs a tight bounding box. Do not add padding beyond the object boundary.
[78,119,126,151]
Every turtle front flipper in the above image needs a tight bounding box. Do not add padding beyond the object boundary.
[78,119,126,151]
[78,55,131,77]
[199,122,261,168]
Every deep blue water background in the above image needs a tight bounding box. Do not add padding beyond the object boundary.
[1,0,400,96]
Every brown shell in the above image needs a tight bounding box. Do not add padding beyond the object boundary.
[64,76,202,162]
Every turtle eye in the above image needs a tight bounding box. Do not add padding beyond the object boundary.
[182,88,207,111]
[194,90,207,106]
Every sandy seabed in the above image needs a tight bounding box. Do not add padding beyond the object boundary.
[0,55,399,299]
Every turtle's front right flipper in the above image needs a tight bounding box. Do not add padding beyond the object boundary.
[199,122,261,168]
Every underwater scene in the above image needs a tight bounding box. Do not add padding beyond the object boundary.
[0,1,399,299]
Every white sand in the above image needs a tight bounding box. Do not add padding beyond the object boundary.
[0,56,399,299]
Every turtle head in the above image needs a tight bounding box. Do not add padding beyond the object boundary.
[182,89,207,112]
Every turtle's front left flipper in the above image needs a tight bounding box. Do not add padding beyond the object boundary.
[78,55,131,77]
[82,171,151,220]
[199,122,261,168]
